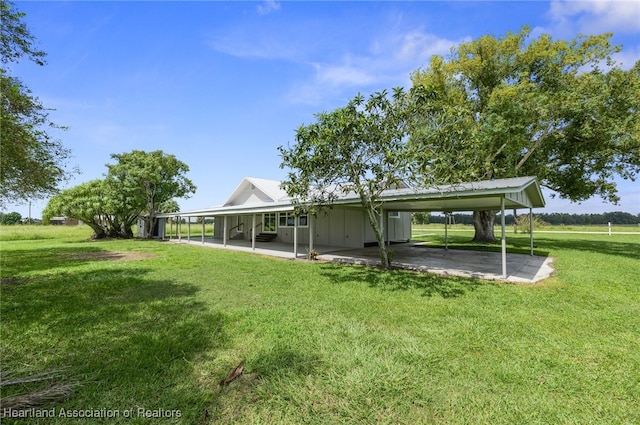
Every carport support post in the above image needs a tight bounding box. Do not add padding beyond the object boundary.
[223,216,228,247]
[501,196,507,278]
[187,219,191,241]
[529,208,534,256]
[445,212,449,250]
[309,215,314,254]
[178,216,182,242]
[293,218,298,258]
[202,218,205,244]
[251,214,256,250]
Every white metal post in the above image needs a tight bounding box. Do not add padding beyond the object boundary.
[202,218,205,244]
[178,216,182,242]
[251,214,256,250]
[187,219,191,242]
[223,216,228,247]
[501,196,507,278]
[309,215,314,253]
[294,217,298,258]
[529,208,534,256]
[445,212,449,250]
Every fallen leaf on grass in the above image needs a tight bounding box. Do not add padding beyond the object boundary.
[219,362,244,386]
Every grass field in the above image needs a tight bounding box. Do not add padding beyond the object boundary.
[1,225,638,424]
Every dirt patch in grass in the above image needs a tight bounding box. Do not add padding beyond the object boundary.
[0,277,30,286]
[61,251,157,261]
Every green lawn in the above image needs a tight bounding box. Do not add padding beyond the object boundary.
[1,225,638,424]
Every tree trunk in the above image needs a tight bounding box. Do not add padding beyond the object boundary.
[89,225,107,240]
[360,195,390,269]
[143,216,156,239]
[472,210,497,243]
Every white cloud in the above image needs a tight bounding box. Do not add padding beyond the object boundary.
[314,63,378,87]
[393,31,459,63]
[208,34,296,60]
[286,29,462,105]
[257,1,281,16]
[548,0,640,34]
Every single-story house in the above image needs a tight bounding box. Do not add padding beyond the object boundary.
[148,176,545,277]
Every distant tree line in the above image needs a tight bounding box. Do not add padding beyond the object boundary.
[420,211,639,226]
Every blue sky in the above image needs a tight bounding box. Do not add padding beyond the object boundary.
[6,0,640,219]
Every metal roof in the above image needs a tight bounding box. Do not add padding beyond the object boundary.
[157,176,544,218]
[333,176,545,211]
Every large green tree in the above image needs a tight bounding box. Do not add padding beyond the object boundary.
[43,150,195,239]
[409,27,640,242]
[279,89,411,268]
[1,0,75,207]
[105,150,196,239]
[42,180,112,238]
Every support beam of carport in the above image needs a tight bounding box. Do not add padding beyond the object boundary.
[501,195,507,278]
[309,215,314,254]
[529,208,534,256]
[293,218,298,258]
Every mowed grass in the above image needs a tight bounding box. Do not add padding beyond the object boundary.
[1,225,639,424]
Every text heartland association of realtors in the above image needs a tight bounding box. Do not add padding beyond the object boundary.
[2,407,182,419]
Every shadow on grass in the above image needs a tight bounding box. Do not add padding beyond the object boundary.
[533,237,640,261]
[414,234,552,257]
[0,245,114,276]
[319,263,489,298]
[1,266,227,423]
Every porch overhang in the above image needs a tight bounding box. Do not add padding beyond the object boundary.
[330,176,545,212]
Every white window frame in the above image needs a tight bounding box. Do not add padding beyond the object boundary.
[278,212,308,228]
[263,213,277,233]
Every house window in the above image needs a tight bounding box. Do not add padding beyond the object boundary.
[279,212,296,227]
[388,211,400,218]
[263,213,277,233]
[278,212,308,228]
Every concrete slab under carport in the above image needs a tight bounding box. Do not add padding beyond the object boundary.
[319,243,554,283]
[166,237,554,283]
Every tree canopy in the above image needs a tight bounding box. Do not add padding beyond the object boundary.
[106,150,196,238]
[43,150,196,239]
[0,0,75,207]
[279,89,411,268]
[409,27,640,242]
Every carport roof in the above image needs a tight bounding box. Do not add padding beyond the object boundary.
[158,176,544,217]
[357,175,545,212]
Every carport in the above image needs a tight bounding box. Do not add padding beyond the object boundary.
[342,176,546,278]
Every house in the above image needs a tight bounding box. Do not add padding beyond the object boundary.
[150,176,545,274]
[212,177,412,248]
[148,177,412,249]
